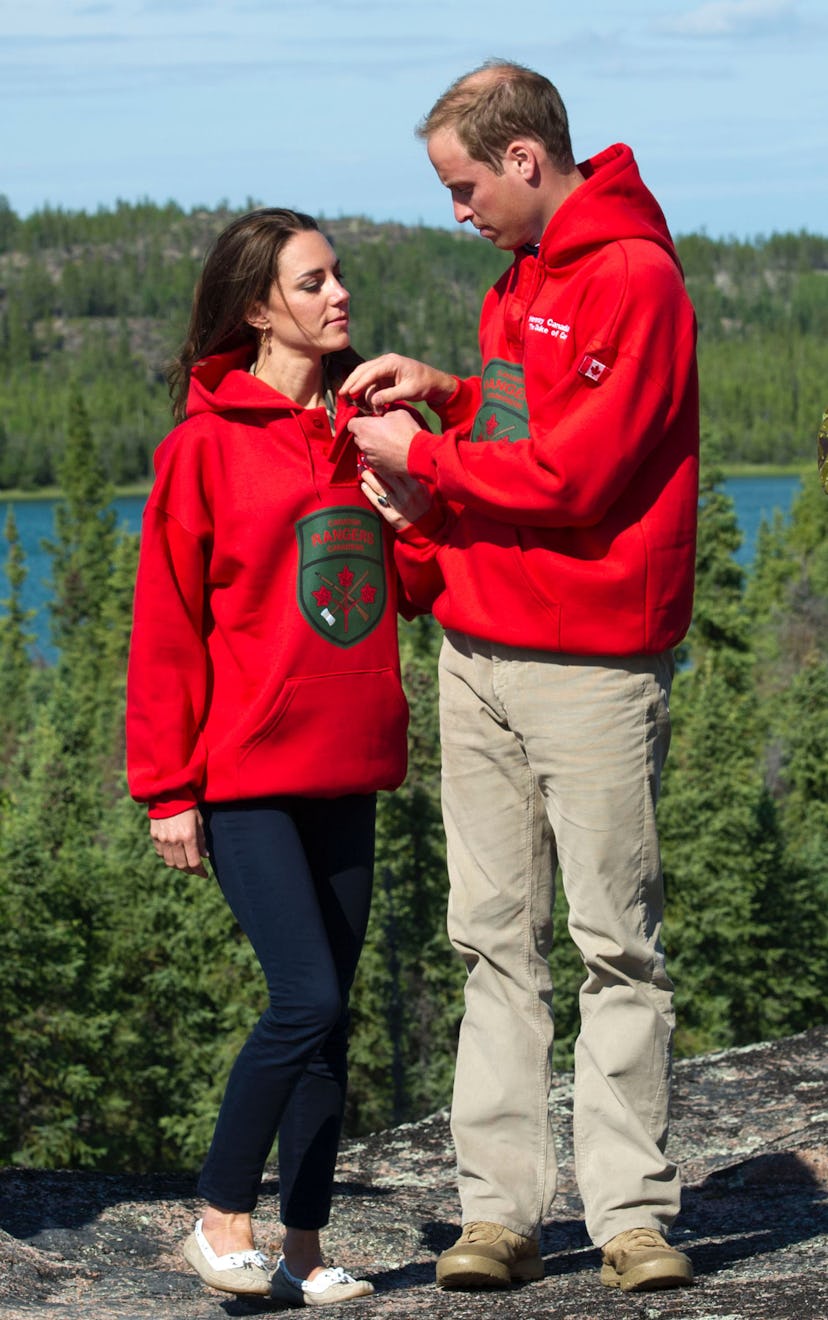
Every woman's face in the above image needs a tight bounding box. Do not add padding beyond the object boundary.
[254,229,350,358]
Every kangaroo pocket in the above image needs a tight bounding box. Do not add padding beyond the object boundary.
[235,668,409,798]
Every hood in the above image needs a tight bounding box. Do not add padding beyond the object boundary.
[183,346,367,485]
[539,143,682,274]
[186,345,367,420]
[186,347,299,419]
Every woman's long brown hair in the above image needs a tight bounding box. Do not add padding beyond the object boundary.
[167,208,321,424]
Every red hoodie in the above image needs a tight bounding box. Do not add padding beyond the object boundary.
[406,143,699,655]
[126,350,438,818]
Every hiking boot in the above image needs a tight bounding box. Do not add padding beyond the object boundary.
[436,1221,543,1289]
[600,1227,693,1292]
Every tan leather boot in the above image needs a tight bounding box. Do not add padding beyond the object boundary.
[600,1227,693,1291]
[436,1221,543,1289]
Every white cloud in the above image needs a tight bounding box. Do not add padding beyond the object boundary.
[1,0,825,236]
[665,0,796,37]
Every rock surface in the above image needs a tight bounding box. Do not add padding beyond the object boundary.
[1,1027,826,1319]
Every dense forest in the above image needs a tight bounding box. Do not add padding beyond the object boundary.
[0,199,826,1175]
[0,195,826,488]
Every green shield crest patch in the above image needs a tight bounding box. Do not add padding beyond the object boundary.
[296,507,387,647]
[471,357,530,444]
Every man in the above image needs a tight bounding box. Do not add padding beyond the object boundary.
[344,61,698,1294]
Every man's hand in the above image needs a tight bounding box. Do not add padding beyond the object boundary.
[340,353,456,411]
[150,807,208,877]
[349,409,422,478]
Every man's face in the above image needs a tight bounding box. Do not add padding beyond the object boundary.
[427,127,538,250]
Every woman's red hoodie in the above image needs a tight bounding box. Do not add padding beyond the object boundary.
[126,350,438,818]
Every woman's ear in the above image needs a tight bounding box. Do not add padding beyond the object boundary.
[245,302,268,331]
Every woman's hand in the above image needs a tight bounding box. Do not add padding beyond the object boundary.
[150,808,208,877]
[361,467,433,532]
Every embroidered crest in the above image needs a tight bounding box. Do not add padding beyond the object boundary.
[471,358,530,444]
[296,507,386,647]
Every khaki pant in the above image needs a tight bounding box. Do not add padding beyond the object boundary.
[439,631,679,1247]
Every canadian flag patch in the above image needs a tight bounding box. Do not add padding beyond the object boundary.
[577,354,611,383]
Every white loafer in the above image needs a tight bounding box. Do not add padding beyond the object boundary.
[271,1256,374,1306]
[182,1218,273,1295]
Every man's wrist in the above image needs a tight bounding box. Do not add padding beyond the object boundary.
[425,372,459,409]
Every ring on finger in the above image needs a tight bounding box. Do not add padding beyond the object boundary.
[376,494,390,508]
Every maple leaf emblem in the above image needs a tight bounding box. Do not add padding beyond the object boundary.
[338,565,355,589]
[486,413,499,436]
[312,587,332,608]
[361,584,377,604]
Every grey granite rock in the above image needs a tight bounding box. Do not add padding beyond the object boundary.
[1,1027,825,1319]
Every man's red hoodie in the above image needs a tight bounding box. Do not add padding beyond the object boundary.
[407,142,699,655]
[126,350,438,818]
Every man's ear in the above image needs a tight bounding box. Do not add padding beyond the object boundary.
[504,140,541,182]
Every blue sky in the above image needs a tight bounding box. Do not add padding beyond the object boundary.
[2,0,826,240]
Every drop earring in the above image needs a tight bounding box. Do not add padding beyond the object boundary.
[250,324,272,377]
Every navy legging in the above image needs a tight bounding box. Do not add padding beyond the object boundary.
[197,794,376,1228]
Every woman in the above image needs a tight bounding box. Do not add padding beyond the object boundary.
[126,209,439,1303]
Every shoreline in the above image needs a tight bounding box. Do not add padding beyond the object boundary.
[1,483,152,503]
[0,465,815,504]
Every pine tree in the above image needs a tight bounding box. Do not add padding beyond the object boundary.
[45,388,117,653]
[659,658,784,1055]
[755,658,828,1038]
[0,389,126,1165]
[0,507,34,783]
[684,442,750,680]
[745,478,828,1039]
[347,616,464,1132]
[85,786,258,1171]
[658,454,783,1054]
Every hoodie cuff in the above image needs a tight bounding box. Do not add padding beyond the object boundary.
[436,377,479,428]
[147,791,199,820]
[408,431,439,485]
[396,498,450,544]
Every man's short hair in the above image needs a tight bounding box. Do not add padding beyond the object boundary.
[417,60,575,175]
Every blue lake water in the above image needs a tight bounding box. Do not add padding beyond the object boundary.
[1,495,145,661]
[0,476,807,660]
[723,475,804,564]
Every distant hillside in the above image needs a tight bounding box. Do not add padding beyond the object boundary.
[0,195,825,489]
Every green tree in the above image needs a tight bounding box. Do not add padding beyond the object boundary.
[755,659,828,1037]
[347,616,464,1132]
[684,441,750,679]
[0,194,20,252]
[0,507,34,783]
[659,658,783,1055]
[659,455,782,1054]
[0,389,127,1165]
[45,387,118,656]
